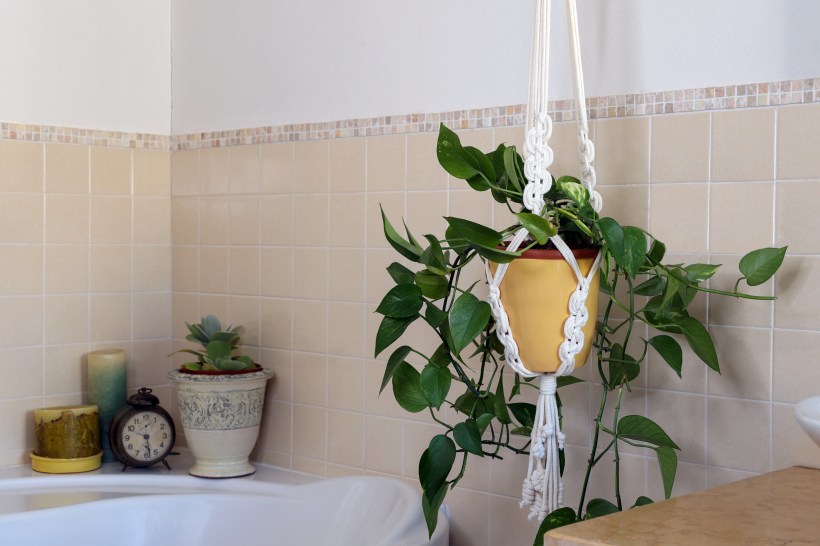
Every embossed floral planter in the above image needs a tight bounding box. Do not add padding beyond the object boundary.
[169,368,274,478]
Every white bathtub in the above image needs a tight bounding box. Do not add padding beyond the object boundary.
[0,453,449,546]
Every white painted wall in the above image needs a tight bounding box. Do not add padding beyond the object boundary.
[0,0,171,134]
[172,0,820,134]
[2,1,818,135]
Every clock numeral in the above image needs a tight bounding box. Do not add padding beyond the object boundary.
[162,433,168,439]
[160,423,166,430]
[128,425,135,432]
[128,444,133,450]
[124,435,130,441]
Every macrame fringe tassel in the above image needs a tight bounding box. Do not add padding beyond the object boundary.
[520,374,565,521]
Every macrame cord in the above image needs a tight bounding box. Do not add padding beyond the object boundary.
[485,0,603,522]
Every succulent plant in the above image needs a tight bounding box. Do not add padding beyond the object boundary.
[170,315,256,372]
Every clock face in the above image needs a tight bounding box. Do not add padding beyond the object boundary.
[117,410,174,465]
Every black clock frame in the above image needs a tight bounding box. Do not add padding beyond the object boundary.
[109,387,176,471]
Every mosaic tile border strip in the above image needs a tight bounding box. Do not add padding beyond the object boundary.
[0,123,170,151]
[2,77,817,151]
[171,77,820,149]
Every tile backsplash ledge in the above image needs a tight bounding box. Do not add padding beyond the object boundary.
[2,77,818,150]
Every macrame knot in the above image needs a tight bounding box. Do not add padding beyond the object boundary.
[556,430,567,449]
[539,375,557,396]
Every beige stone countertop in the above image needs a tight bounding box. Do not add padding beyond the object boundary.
[545,467,820,545]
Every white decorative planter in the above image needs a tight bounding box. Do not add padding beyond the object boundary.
[169,368,274,478]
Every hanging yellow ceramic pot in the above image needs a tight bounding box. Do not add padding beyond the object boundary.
[490,247,600,373]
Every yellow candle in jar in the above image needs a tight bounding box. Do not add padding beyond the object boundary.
[33,405,100,459]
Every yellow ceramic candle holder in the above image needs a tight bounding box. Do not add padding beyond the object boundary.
[31,405,102,473]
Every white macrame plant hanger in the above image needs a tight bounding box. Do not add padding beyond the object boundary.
[485,0,603,522]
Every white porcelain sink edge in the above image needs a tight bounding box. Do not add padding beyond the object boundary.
[795,395,820,448]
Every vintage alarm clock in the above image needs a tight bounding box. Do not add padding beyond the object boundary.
[109,387,176,470]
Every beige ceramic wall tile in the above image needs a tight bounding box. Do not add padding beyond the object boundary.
[494,124,525,149]
[133,149,171,196]
[133,292,171,339]
[90,293,131,342]
[366,191,404,249]
[449,188,493,229]
[261,142,295,194]
[260,195,293,246]
[546,121,586,180]
[327,410,364,467]
[45,194,88,244]
[170,150,199,197]
[328,248,365,302]
[42,345,83,396]
[0,140,43,193]
[367,135,406,191]
[0,194,42,243]
[90,195,131,244]
[706,397,770,473]
[647,461,707,500]
[777,103,820,180]
[364,248,396,305]
[45,144,87,194]
[776,181,820,253]
[329,137,366,193]
[199,197,231,245]
[329,193,366,247]
[454,128,493,151]
[706,466,756,488]
[650,183,708,253]
[489,495,548,546]
[774,256,820,330]
[651,113,710,183]
[171,198,199,245]
[90,245,130,292]
[293,352,327,406]
[293,248,328,300]
[327,356,364,412]
[293,194,328,246]
[229,145,260,195]
[133,198,171,244]
[261,247,292,297]
[229,246,260,295]
[261,348,292,401]
[328,302,364,358]
[171,293,198,339]
[130,339,173,387]
[773,329,820,403]
[711,108,775,182]
[0,246,41,295]
[293,300,327,353]
[646,390,706,464]
[44,244,87,293]
[771,402,820,470]
[44,294,88,345]
[442,488,491,546]
[406,132,446,191]
[0,296,41,347]
[258,398,293,455]
[90,147,130,195]
[594,117,650,184]
[198,294,229,323]
[230,195,260,245]
[260,299,292,351]
[0,397,43,465]
[198,246,229,293]
[133,246,171,292]
[199,148,230,195]
[646,326,708,394]
[292,456,326,477]
[364,415,403,475]
[293,404,326,457]
[708,326,772,400]
[710,182,774,253]
[230,295,261,346]
[709,254,774,328]
[172,245,198,292]
[294,141,329,194]
[596,185,648,230]
[406,191,447,239]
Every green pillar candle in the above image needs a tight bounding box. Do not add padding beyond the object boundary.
[87,349,127,463]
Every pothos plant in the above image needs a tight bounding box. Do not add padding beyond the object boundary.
[375,123,786,544]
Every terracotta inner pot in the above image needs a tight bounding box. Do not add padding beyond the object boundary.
[489,246,600,373]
